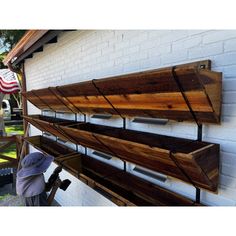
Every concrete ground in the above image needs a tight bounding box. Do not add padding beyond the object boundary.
[0,183,24,206]
[0,183,60,207]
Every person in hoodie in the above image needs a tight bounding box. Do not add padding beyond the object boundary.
[16,152,54,206]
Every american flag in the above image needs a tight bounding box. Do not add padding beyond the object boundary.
[0,69,21,94]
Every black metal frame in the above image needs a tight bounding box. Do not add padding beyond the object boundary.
[171,66,205,204]
[195,124,203,204]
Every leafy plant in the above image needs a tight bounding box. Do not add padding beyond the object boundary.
[0,30,26,51]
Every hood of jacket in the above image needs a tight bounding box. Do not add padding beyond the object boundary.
[16,174,45,197]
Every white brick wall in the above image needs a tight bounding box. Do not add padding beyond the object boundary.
[25,30,236,206]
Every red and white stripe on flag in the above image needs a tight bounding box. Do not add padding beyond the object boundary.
[0,69,21,94]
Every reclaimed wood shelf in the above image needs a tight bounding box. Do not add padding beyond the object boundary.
[22,60,222,124]
[23,135,77,157]
[23,115,80,142]
[24,115,219,192]
[24,135,200,206]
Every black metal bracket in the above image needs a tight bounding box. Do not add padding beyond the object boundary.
[172,66,204,204]
[123,117,126,130]
[123,117,127,172]
[74,113,79,153]
[195,124,203,204]
[54,112,59,143]
[31,90,56,112]
[83,114,88,156]
[41,110,45,137]
[48,87,76,114]
[195,187,201,204]
[91,79,125,120]
[92,79,127,172]
[54,86,86,116]
[174,59,211,71]
[197,124,203,142]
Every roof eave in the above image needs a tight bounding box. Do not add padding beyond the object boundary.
[3,30,49,67]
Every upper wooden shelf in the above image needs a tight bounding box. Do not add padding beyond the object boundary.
[22,60,222,124]
[24,135,200,206]
[24,115,220,192]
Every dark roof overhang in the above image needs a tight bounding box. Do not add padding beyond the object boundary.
[4,30,64,69]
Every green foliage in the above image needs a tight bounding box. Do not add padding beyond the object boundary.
[0,30,26,68]
[0,124,23,163]
[5,124,24,135]
[0,51,7,69]
[0,30,26,51]
[1,143,16,160]
[0,194,11,201]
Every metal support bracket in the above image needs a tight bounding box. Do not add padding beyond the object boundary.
[197,124,203,142]
[123,117,127,172]
[195,187,201,204]
[195,124,203,203]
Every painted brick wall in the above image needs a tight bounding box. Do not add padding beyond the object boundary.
[25,30,236,206]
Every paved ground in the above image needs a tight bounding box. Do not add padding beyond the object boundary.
[0,183,24,206]
[0,194,24,206]
[0,183,60,207]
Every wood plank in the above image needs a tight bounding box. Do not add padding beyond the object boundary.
[24,135,198,206]
[80,154,197,206]
[24,135,76,157]
[0,140,15,152]
[21,64,30,158]
[0,162,17,168]
[0,154,17,162]
[78,173,136,206]
[0,136,16,142]
[48,87,81,113]
[191,144,220,192]
[23,62,222,124]
[23,115,78,142]
[16,135,23,161]
[64,91,212,111]
[199,70,222,119]
[12,30,63,66]
[34,89,69,112]
[3,30,49,66]
[24,115,219,192]
[22,91,49,110]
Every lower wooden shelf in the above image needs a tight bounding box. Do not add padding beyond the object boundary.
[24,115,220,192]
[24,135,200,206]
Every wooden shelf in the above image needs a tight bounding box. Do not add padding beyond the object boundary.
[22,61,222,124]
[23,115,80,142]
[24,135,200,206]
[24,115,220,192]
[23,135,77,157]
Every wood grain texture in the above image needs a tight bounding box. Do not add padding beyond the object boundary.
[23,115,79,142]
[3,30,49,66]
[24,135,76,157]
[24,135,200,206]
[24,115,219,192]
[23,62,222,124]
